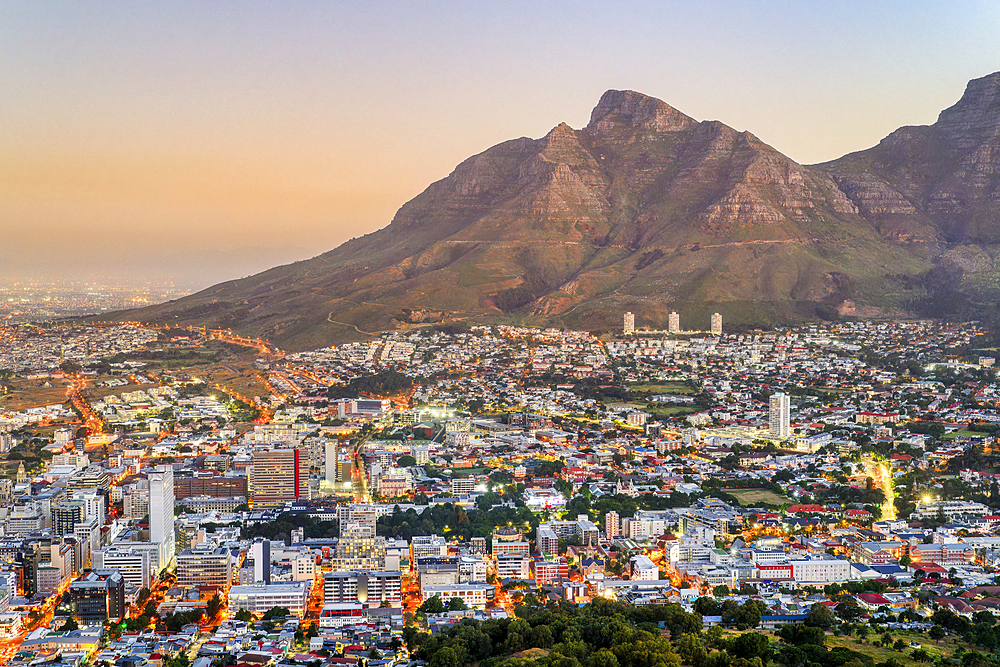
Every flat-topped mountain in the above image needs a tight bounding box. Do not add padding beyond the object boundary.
[116,74,1000,350]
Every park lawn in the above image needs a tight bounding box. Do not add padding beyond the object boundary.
[628,382,695,395]
[647,405,700,418]
[723,488,788,506]
[824,630,968,664]
[941,430,978,440]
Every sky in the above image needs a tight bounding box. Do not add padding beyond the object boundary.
[2,1,999,289]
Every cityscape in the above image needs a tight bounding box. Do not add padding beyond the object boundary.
[6,3,1000,667]
[0,316,999,664]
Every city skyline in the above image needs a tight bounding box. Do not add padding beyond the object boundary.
[2,2,999,286]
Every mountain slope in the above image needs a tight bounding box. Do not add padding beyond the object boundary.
[117,78,1000,350]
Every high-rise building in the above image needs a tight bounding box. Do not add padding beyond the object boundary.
[252,448,308,507]
[623,312,635,334]
[324,442,339,486]
[769,392,791,439]
[148,465,175,569]
[711,312,722,336]
[93,545,153,589]
[606,511,620,539]
[51,500,86,536]
[668,311,680,333]
[176,547,233,592]
[251,540,271,584]
[70,569,125,622]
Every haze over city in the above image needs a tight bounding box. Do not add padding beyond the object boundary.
[2,1,998,288]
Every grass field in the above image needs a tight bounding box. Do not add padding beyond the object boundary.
[628,382,695,395]
[717,628,974,667]
[942,430,979,440]
[646,405,700,418]
[723,488,788,507]
[824,630,966,664]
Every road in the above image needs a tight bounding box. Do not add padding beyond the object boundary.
[863,456,897,521]
[351,435,373,503]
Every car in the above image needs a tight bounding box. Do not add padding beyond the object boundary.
[910,642,921,649]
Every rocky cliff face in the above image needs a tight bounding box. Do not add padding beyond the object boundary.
[116,76,1000,350]
[824,72,1000,244]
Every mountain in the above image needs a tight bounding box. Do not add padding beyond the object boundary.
[116,74,1000,350]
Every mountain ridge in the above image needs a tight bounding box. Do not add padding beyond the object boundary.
[110,75,1000,350]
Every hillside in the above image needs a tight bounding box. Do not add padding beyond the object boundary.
[113,75,1000,350]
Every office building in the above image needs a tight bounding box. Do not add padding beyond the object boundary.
[420,583,492,608]
[148,465,175,568]
[173,475,248,499]
[251,540,271,584]
[668,311,680,333]
[323,570,402,608]
[324,442,338,485]
[70,569,125,622]
[769,392,791,439]
[93,545,153,589]
[711,312,722,336]
[623,312,635,334]
[177,547,233,591]
[228,581,309,617]
[252,448,308,507]
[51,501,86,536]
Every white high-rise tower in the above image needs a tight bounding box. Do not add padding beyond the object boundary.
[668,311,680,333]
[769,393,791,439]
[148,465,175,569]
[711,312,722,336]
[623,312,635,334]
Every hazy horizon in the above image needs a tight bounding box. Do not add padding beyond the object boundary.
[3,1,999,287]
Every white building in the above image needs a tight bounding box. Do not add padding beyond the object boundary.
[148,465,175,569]
[228,581,310,617]
[624,312,635,335]
[93,546,153,589]
[629,554,658,580]
[421,583,492,608]
[769,393,790,439]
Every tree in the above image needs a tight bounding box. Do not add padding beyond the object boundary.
[835,598,865,622]
[694,597,721,617]
[420,596,446,614]
[804,602,836,629]
[447,597,469,611]
[398,455,417,468]
[58,617,79,632]
[729,632,773,663]
[928,625,946,641]
[712,585,730,598]
[207,592,223,618]
[428,647,459,667]
[234,608,253,622]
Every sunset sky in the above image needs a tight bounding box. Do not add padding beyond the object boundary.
[2,1,999,287]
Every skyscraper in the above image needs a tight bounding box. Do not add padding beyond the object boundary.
[668,311,680,333]
[711,312,722,336]
[148,465,175,569]
[769,392,791,439]
[623,312,635,334]
[252,448,308,507]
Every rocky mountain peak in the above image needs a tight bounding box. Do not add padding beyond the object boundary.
[935,70,1000,149]
[587,89,695,132]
